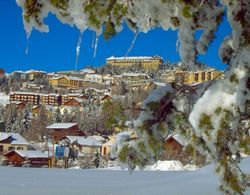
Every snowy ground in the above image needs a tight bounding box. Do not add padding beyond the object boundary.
[0,158,249,195]
[0,92,9,106]
[101,160,198,171]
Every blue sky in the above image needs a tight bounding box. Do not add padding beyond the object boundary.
[0,0,231,73]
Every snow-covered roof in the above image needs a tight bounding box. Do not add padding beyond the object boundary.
[153,82,167,87]
[74,98,84,103]
[66,76,84,81]
[39,93,60,97]
[106,56,162,60]
[81,68,96,74]
[25,70,46,74]
[165,134,187,146]
[65,136,102,147]
[7,150,49,158]
[46,123,78,129]
[0,133,29,145]
[122,73,148,77]
[49,76,84,81]
[10,91,39,95]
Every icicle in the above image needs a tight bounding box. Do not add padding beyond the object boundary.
[93,34,99,58]
[125,31,139,57]
[74,30,84,71]
[176,38,179,53]
[91,32,95,48]
[25,32,31,55]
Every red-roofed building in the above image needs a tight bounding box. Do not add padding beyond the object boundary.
[46,123,85,142]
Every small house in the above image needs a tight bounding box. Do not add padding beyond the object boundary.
[160,134,187,163]
[46,123,85,142]
[64,98,84,107]
[61,136,102,155]
[101,137,115,157]
[4,150,50,167]
[0,133,29,155]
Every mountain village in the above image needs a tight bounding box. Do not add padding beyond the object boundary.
[0,56,224,169]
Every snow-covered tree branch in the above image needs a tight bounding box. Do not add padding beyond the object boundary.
[16,0,250,194]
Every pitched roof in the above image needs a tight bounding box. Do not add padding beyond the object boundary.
[0,133,29,145]
[6,150,48,158]
[46,123,78,129]
[65,136,102,147]
[165,134,187,146]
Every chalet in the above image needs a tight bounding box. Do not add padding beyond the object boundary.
[46,123,85,142]
[160,134,187,163]
[60,136,102,155]
[64,98,84,107]
[61,93,82,105]
[32,105,54,118]
[4,150,50,167]
[100,95,113,104]
[0,133,29,155]
[10,92,40,105]
[7,101,26,110]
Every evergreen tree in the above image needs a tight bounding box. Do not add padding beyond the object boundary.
[54,107,63,123]
[4,106,18,133]
[20,106,32,134]
[92,152,100,168]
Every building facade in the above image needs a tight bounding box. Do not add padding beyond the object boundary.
[0,133,29,155]
[161,69,223,85]
[10,92,40,105]
[49,76,84,89]
[106,56,163,71]
[40,93,62,106]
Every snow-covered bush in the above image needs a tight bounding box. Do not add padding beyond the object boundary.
[16,0,250,194]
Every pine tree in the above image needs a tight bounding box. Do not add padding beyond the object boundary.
[4,106,18,133]
[54,107,62,123]
[20,106,32,134]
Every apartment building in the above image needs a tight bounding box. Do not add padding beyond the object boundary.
[106,56,163,71]
[26,70,46,81]
[161,69,223,85]
[49,76,84,88]
[121,73,153,88]
[40,93,62,106]
[10,92,40,105]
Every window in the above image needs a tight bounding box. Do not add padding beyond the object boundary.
[195,73,199,82]
[17,147,23,150]
[8,146,15,151]
[202,72,206,81]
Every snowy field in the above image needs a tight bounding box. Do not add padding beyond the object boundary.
[0,92,9,106]
[0,158,249,195]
